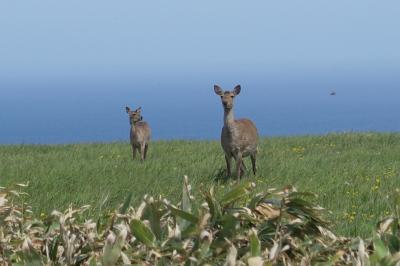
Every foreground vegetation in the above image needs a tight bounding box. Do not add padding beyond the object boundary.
[0,132,400,238]
[2,177,400,265]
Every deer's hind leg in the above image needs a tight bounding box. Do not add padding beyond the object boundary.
[240,160,247,176]
[144,143,149,160]
[225,154,232,178]
[235,152,243,180]
[250,153,257,175]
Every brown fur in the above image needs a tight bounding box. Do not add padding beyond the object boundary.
[125,106,151,161]
[214,85,259,179]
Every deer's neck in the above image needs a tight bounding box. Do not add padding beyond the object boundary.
[224,108,235,127]
[131,122,137,131]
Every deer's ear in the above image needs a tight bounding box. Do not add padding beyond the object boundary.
[214,85,223,96]
[135,107,142,112]
[233,85,241,95]
[125,106,131,113]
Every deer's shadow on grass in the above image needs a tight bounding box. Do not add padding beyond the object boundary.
[210,166,253,183]
[210,167,228,183]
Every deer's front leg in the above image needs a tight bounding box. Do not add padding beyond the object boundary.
[131,145,137,160]
[140,143,146,161]
[144,144,149,160]
[225,154,232,178]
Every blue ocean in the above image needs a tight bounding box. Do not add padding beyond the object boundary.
[1,72,399,144]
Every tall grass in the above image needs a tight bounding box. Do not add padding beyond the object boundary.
[1,132,399,237]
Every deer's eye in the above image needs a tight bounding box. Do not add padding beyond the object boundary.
[220,96,223,98]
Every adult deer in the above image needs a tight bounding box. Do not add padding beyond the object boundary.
[214,85,259,179]
[125,106,151,161]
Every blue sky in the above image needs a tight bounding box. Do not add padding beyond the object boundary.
[0,0,399,84]
[1,1,400,143]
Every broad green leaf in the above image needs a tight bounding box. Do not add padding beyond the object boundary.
[45,221,60,234]
[249,229,261,257]
[182,175,192,213]
[198,241,211,259]
[391,218,399,235]
[220,182,253,206]
[169,206,199,224]
[88,257,98,266]
[218,215,238,238]
[16,250,44,266]
[181,223,198,238]
[102,233,115,265]
[373,237,389,259]
[103,248,122,266]
[119,192,133,214]
[177,176,194,231]
[388,234,400,253]
[147,202,164,240]
[131,219,156,248]
[247,193,265,210]
[114,227,127,249]
[157,257,171,266]
[49,235,59,262]
[102,228,127,266]
[203,187,222,223]
[76,254,89,264]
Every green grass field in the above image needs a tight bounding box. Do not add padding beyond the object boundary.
[1,132,399,237]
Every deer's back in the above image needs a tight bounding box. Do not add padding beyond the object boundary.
[130,121,151,145]
[221,119,258,157]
